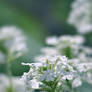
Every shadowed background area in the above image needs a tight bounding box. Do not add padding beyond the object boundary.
[0,0,92,92]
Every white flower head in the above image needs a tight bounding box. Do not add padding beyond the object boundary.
[58,35,84,47]
[57,35,84,58]
[29,79,40,89]
[77,63,89,72]
[72,77,82,88]
[40,35,85,59]
[0,26,28,61]
[85,73,92,84]
[62,74,73,80]
[46,36,58,45]
[41,47,58,55]
[22,55,78,92]
[68,0,92,34]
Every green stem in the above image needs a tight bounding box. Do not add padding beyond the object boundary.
[73,88,77,92]
[66,80,73,92]
[6,58,15,92]
[50,85,55,92]
[51,89,55,92]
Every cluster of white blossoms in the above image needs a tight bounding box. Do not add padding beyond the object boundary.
[39,35,84,59]
[22,55,78,92]
[0,26,28,92]
[22,35,92,92]
[0,26,27,62]
[68,0,92,34]
[22,55,92,92]
[0,74,25,92]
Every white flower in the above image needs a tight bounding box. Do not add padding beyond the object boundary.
[62,74,73,80]
[34,55,58,63]
[0,26,27,61]
[57,35,84,56]
[68,0,92,34]
[34,55,52,63]
[39,35,85,59]
[22,33,92,92]
[72,77,82,88]
[0,26,20,40]
[22,55,77,91]
[59,35,84,45]
[77,63,88,72]
[41,47,58,55]
[29,79,40,89]
[85,73,92,84]
[46,36,58,45]
[34,35,92,90]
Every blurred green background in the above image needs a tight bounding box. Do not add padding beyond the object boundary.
[0,0,92,92]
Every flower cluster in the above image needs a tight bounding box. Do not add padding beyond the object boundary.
[68,0,92,34]
[37,35,84,59]
[0,26,27,62]
[0,74,25,92]
[22,55,92,92]
[22,41,92,92]
[22,55,80,92]
[25,35,92,92]
[35,35,92,62]
[0,26,28,92]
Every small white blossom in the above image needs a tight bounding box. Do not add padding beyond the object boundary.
[85,73,92,84]
[46,36,58,45]
[41,47,58,55]
[72,77,82,88]
[59,35,84,45]
[29,79,40,89]
[34,55,58,63]
[77,63,92,72]
[62,74,73,80]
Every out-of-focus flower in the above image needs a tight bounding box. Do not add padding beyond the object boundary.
[85,72,92,84]
[42,35,84,59]
[68,0,92,34]
[41,47,58,56]
[0,74,25,92]
[46,36,58,45]
[0,26,27,62]
[78,46,92,62]
[39,35,92,62]
[72,77,82,88]
[57,35,84,58]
